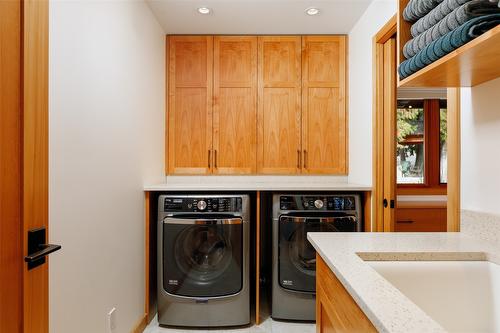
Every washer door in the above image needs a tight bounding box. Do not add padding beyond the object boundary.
[163,217,243,298]
[278,214,358,293]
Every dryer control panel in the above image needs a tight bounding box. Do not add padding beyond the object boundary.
[279,195,357,211]
[164,197,242,213]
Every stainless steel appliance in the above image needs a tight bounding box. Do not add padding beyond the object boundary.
[157,194,250,327]
[272,194,362,321]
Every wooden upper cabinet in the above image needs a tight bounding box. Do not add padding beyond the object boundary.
[167,36,213,174]
[302,36,347,174]
[213,37,257,174]
[257,36,302,174]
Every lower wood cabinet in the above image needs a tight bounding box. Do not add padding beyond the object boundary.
[395,207,447,232]
[316,255,377,333]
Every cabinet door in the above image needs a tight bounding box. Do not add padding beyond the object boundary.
[167,36,213,174]
[213,36,257,174]
[257,36,302,174]
[302,36,347,174]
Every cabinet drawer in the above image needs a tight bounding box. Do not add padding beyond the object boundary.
[395,208,446,232]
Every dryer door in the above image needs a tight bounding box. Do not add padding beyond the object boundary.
[163,217,243,298]
[278,214,358,293]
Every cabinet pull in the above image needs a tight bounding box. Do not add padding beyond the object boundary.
[297,150,301,169]
[208,150,211,168]
[303,150,307,169]
[214,150,217,168]
[397,220,414,224]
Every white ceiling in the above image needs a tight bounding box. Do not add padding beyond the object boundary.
[146,0,374,34]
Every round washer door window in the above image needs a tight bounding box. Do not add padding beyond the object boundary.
[174,225,233,282]
[288,221,337,276]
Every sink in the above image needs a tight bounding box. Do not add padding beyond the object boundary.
[368,260,500,332]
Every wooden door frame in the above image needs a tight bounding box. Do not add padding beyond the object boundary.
[373,15,461,232]
[1,1,50,332]
[373,16,397,232]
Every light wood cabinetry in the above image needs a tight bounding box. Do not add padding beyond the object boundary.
[214,37,257,174]
[316,255,377,333]
[257,36,302,174]
[167,36,213,174]
[395,206,447,232]
[166,35,348,175]
[302,36,347,174]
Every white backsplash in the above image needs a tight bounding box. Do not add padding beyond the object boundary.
[461,210,500,244]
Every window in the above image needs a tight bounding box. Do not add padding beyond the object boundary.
[397,100,425,184]
[397,99,447,192]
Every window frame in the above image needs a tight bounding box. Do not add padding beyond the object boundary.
[397,99,447,195]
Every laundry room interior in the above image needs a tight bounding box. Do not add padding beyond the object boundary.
[2,0,500,333]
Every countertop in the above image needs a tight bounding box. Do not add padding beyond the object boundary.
[144,176,372,191]
[307,232,500,333]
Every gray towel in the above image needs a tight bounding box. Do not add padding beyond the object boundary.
[403,0,446,22]
[403,0,500,58]
[411,0,471,37]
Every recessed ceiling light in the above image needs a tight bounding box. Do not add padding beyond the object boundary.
[305,7,320,16]
[197,7,211,15]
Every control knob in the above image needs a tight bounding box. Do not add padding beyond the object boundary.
[197,200,207,211]
[314,199,324,209]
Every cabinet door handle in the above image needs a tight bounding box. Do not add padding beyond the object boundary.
[208,150,211,168]
[214,150,217,168]
[297,150,301,169]
[397,220,414,224]
[303,150,307,169]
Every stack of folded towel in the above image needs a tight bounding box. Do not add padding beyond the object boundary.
[399,0,500,79]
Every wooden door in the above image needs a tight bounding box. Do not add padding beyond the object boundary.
[1,1,52,332]
[213,36,257,174]
[302,36,347,174]
[167,36,213,174]
[382,37,397,232]
[257,36,302,174]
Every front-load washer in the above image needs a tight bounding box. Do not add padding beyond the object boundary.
[271,194,362,321]
[157,194,250,327]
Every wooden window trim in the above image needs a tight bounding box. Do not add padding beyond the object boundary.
[397,99,447,195]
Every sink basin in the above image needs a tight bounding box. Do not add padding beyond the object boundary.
[368,260,500,332]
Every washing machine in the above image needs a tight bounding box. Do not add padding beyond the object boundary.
[271,194,362,321]
[157,194,250,327]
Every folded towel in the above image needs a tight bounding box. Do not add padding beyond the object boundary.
[403,0,500,58]
[411,0,471,38]
[399,14,500,79]
[404,0,445,22]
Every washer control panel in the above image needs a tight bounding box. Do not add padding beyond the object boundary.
[164,197,242,213]
[279,195,357,211]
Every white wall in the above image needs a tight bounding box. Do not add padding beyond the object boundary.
[49,1,165,332]
[461,78,500,215]
[348,0,397,186]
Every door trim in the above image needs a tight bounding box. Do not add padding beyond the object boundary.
[373,16,397,232]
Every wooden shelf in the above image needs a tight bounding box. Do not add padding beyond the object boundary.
[397,0,500,88]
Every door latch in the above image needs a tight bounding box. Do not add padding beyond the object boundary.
[25,227,61,270]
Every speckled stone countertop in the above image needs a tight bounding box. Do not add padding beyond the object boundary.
[307,232,500,333]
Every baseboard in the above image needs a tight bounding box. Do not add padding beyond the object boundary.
[131,313,148,333]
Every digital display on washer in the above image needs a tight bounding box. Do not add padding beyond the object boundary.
[164,197,242,212]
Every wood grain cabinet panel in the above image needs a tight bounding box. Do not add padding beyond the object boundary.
[395,207,447,232]
[316,255,377,333]
[167,36,213,174]
[213,36,257,174]
[257,36,302,174]
[302,36,347,174]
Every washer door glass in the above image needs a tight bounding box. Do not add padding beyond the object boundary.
[278,215,357,293]
[287,219,337,276]
[163,217,243,298]
[175,225,232,282]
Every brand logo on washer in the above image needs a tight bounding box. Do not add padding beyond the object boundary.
[282,280,293,286]
[168,279,178,285]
